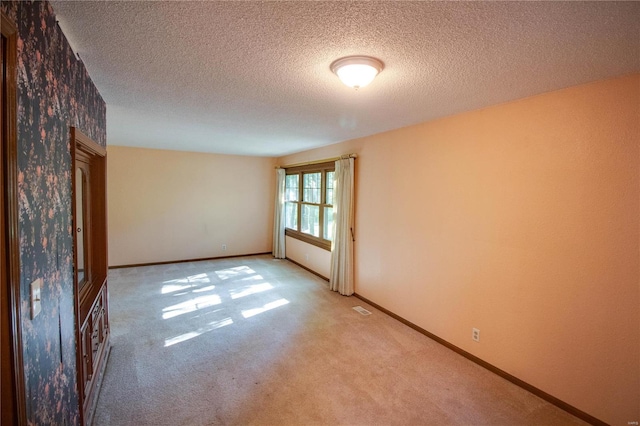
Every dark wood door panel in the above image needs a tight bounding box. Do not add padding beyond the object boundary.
[1,11,27,426]
[72,128,109,425]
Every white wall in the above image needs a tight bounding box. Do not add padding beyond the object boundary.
[107,146,275,266]
[284,236,331,279]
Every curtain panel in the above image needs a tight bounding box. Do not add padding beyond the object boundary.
[329,157,355,295]
[272,168,286,258]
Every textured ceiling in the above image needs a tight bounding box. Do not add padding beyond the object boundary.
[50,1,640,157]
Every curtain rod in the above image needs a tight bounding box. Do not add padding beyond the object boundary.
[276,154,357,169]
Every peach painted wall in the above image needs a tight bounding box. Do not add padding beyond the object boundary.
[278,74,640,425]
[107,146,275,266]
[285,236,331,279]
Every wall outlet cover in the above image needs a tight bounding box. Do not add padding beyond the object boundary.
[30,278,43,319]
[472,327,480,342]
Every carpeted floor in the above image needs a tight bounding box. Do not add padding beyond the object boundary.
[94,255,585,425]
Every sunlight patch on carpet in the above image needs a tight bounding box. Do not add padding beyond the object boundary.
[193,285,217,293]
[215,265,256,281]
[162,294,222,319]
[230,282,274,300]
[241,298,289,318]
[164,317,233,347]
[162,273,211,294]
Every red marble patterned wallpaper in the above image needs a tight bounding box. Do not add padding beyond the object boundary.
[1,1,106,424]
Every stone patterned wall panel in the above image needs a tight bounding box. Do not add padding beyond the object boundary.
[1,1,106,424]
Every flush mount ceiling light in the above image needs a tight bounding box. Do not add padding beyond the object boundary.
[330,56,384,90]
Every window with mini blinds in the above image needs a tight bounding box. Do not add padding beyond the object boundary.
[284,162,335,250]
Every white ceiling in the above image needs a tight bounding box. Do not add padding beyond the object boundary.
[50,1,640,157]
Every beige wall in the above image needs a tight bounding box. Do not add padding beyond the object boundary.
[285,236,331,279]
[107,146,275,266]
[278,74,640,425]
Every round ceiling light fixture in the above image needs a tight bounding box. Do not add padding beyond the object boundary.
[330,56,384,90]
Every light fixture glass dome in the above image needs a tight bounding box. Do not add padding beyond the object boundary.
[331,56,384,89]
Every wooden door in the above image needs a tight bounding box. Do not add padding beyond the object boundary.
[1,12,26,425]
[71,128,109,425]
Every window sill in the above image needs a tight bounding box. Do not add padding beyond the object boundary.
[285,228,331,251]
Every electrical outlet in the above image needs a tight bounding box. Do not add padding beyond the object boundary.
[222,244,227,251]
[472,328,480,342]
[30,278,43,319]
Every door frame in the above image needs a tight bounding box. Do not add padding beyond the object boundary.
[71,127,108,425]
[1,11,27,426]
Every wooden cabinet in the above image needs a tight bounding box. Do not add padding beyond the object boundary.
[79,283,109,419]
[72,128,110,425]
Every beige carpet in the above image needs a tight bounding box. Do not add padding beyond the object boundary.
[94,255,585,425]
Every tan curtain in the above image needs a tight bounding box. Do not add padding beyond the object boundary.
[330,158,354,295]
[272,168,286,258]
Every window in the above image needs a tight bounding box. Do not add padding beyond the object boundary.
[284,162,335,250]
